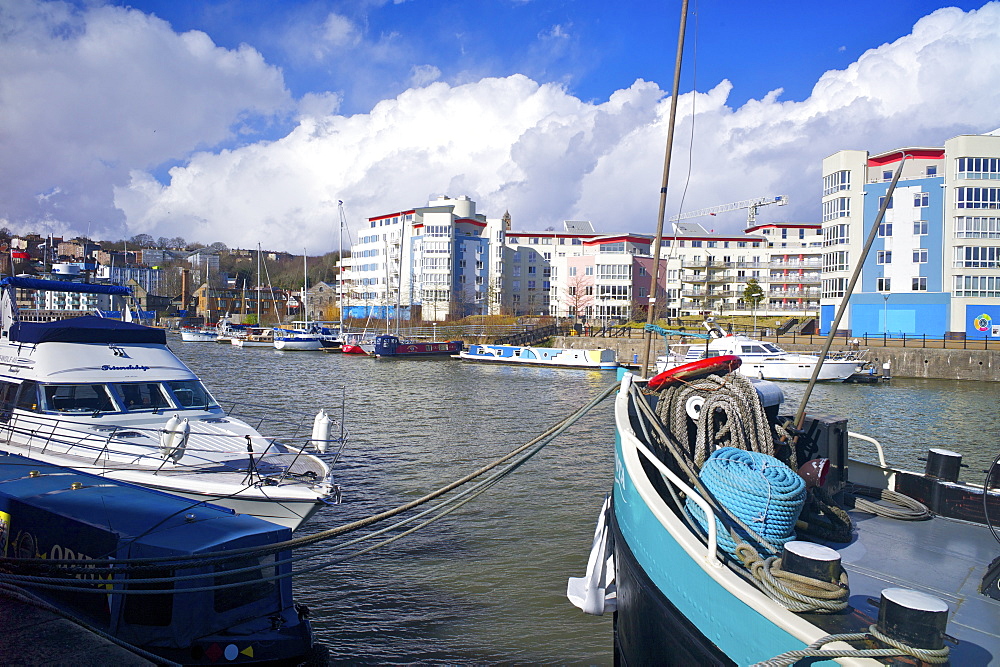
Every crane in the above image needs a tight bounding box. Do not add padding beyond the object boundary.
[669,195,789,227]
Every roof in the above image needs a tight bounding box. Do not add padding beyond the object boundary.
[9,316,167,345]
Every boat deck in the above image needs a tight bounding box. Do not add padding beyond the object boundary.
[812,507,1000,663]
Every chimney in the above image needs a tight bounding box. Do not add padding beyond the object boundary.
[181,268,190,315]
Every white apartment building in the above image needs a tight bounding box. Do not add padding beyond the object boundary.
[821,133,1000,338]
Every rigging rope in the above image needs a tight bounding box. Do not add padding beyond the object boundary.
[751,625,950,666]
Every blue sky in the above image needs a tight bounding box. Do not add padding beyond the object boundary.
[114,0,986,116]
[2,0,999,251]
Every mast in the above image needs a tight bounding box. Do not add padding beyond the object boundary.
[256,242,262,325]
[640,0,690,376]
[338,202,346,330]
[302,249,309,326]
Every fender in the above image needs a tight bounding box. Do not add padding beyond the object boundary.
[647,354,742,391]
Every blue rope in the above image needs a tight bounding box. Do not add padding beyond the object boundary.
[686,447,806,557]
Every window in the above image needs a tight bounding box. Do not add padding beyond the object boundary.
[926,165,937,177]
[569,266,577,276]
[513,266,521,277]
[876,251,892,264]
[882,170,893,181]
[912,277,927,291]
[599,242,625,253]
[955,216,1000,238]
[823,250,850,272]
[822,277,848,298]
[954,246,1000,268]
[914,192,929,207]
[823,170,851,196]
[823,223,849,246]
[877,277,891,292]
[585,267,594,276]
[596,264,631,280]
[166,380,216,409]
[957,157,1000,180]
[878,195,894,210]
[15,381,40,412]
[878,222,893,237]
[954,275,1000,297]
[527,281,536,290]
[42,384,116,414]
[914,220,928,235]
[527,266,536,274]
[956,187,1000,209]
[118,383,170,412]
[691,241,703,248]
[913,249,928,263]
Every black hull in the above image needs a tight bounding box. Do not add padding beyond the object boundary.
[610,508,735,667]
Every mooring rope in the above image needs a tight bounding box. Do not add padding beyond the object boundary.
[750,625,950,666]
[0,382,621,592]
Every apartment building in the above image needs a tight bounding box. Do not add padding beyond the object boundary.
[342,196,824,323]
[821,133,1000,338]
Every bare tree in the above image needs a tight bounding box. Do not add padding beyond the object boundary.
[560,273,595,323]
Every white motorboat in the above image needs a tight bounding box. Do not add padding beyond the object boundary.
[179,326,217,342]
[0,277,347,530]
[655,321,865,382]
[458,344,619,370]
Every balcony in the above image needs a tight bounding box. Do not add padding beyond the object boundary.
[768,273,821,284]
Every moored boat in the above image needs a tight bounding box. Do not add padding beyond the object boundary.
[0,277,346,531]
[179,326,217,342]
[0,451,323,665]
[655,319,865,382]
[372,334,462,358]
[458,344,619,370]
[569,361,1000,664]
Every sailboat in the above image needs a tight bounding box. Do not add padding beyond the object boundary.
[274,251,323,350]
[233,243,275,347]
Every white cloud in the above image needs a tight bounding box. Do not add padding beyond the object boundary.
[409,64,442,87]
[0,0,291,236]
[5,2,1000,253]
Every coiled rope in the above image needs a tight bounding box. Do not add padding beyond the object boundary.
[845,483,930,520]
[654,372,775,467]
[750,625,950,666]
[734,545,848,614]
[686,447,805,558]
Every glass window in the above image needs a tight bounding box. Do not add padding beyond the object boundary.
[914,192,929,207]
[926,165,937,177]
[914,220,928,235]
[913,249,928,263]
[876,251,892,264]
[877,277,891,291]
[117,383,170,412]
[878,222,892,237]
[42,384,116,414]
[912,277,927,291]
[165,380,217,410]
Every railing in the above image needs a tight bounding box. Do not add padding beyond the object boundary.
[493,323,569,345]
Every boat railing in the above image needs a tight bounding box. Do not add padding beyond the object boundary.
[848,431,888,468]
[0,412,339,481]
[632,433,723,567]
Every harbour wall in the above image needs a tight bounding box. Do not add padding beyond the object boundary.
[551,336,1000,382]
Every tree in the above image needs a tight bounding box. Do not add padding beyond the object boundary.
[743,277,766,333]
[128,234,155,248]
[560,273,594,324]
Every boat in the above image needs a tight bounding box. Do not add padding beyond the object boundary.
[231,325,274,347]
[458,344,619,370]
[179,326,217,342]
[372,334,463,358]
[340,331,376,356]
[273,324,323,351]
[214,315,248,343]
[654,319,866,382]
[570,359,1000,664]
[0,277,346,530]
[0,451,324,665]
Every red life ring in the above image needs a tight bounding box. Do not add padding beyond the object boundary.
[646,354,742,391]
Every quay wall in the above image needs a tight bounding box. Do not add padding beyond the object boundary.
[551,336,1000,382]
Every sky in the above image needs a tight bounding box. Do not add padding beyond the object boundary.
[2,0,1000,253]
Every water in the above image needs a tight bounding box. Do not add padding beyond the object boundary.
[172,341,999,665]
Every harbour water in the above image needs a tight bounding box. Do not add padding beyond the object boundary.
[173,341,999,665]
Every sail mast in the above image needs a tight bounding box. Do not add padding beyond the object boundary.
[640,0,690,376]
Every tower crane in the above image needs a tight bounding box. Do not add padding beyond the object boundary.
[669,195,789,227]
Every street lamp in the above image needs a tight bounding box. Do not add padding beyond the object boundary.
[883,294,889,337]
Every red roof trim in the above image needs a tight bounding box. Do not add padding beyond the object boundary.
[455,218,487,228]
[368,209,416,223]
[746,223,820,232]
[867,149,944,167]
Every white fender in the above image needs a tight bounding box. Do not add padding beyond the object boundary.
[159,414,190,462]
[311,409,333,453]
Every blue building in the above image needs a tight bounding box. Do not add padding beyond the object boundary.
[821,133,1000,339]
